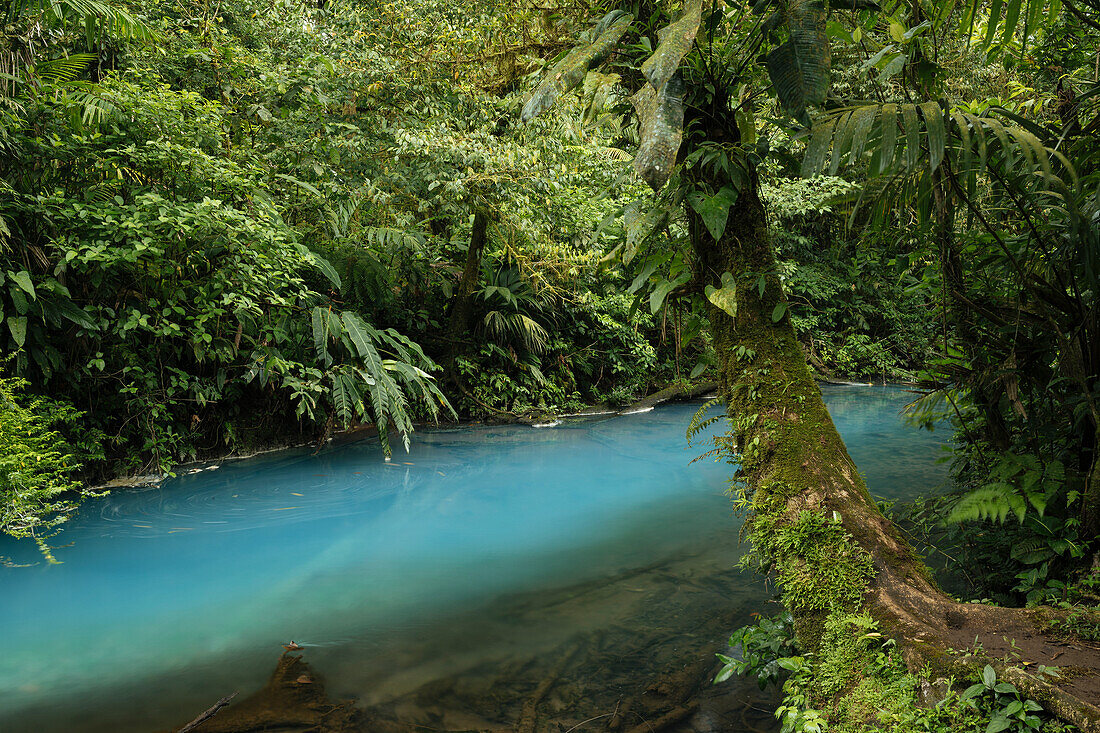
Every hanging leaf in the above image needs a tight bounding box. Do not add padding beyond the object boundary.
[624,201,671,264]
[521,11,634,123]
[312,306,332,364]
[297,245,342,290]
[918,101,945,173]
[845,104,878,166]
[902,103,921,170]
[7,316,27,348]
[10,270,35,299]
[771,302,789,322]
[766,0,830,123]
[828,0,881,8]
[688,186,739,241]
[632,74,687,190]
[44,296,97,330]
[705,284,738,318]
[878,103,898,174]
[802,116,836,176]
[640,0,703,91]
[649,272,691,314]
[650,280,673,314]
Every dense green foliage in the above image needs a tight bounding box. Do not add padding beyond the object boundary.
[0,370,100,560]
[0,0,694,544]
[2,0,1100,728]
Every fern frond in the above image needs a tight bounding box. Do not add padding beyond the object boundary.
[32,53,94,84]
[41,0,158,43]
[686,397,724,441]
[948,483,1027,524]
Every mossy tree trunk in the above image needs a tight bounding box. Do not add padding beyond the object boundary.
[689,170,1100,731]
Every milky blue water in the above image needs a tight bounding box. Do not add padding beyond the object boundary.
[0,385,949,732]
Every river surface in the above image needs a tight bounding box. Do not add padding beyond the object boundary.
[0,385,950,732]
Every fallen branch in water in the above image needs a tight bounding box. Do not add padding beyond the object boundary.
[517,642,582,733]
[620,702,697,733]
[177,692,238,733]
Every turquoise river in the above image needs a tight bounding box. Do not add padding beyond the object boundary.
[0,385,950,732]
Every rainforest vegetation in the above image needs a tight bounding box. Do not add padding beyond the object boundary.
[1,0,1099,729]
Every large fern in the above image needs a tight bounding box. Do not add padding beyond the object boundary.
[306,308,453,455]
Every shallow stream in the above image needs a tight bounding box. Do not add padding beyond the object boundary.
[0,385,950,732]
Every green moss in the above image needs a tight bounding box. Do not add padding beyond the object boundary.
[749,508,874,626]
[816,613,877,698]
[833,674,920,731]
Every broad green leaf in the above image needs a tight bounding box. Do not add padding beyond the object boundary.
[714,666,735,683]
[983,0,1005,50]
[846,105,878,165]
[310,252,342,290]
[961,683,986,700]
[767,0,831,127]
[803,116,837,176]
[629,260,660,294]
[312,306,330,362]
[919,102,945,173]
[879,103,898,173]
[771,302,789,322]
[277,173,322,198]
[521,11,634,122]
[862,43,896,72]
[982,665,997,687]
[10,270,35,299]
[341,311,382,373]
[951,111,972,174]
[7,316,27,348]
[640,0,703,91]
[46,296,97,329]
[650,280,674,314]
[736,109,757,146]
[983,118,1015,173]
[705,284,738,318]
[829,110,857,174]
[901,104,920,170]
[1001,0,1022,47]
[689,186,739,241]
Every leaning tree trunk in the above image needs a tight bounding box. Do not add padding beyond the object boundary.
[689,170,1100,730]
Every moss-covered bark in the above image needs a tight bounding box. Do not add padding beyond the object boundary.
[690,171,1100,731]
